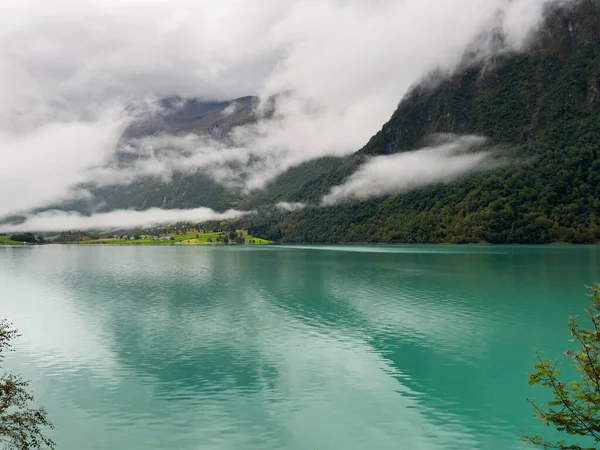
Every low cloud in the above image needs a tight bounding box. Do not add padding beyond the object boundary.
[321,135,500,206]
[276,202,306,212]
[221,102,239,117]
[86,132,249,189]
[0,112,129,218]
[0,207,250,233]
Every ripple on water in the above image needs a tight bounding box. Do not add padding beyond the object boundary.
[1,245,599,449]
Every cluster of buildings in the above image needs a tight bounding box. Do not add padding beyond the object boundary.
[110,234,172,241]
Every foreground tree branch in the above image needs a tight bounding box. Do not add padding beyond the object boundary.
[523,285,600,450]
[0,319,54,449]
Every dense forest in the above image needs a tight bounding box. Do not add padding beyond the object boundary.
[243,0,600,244]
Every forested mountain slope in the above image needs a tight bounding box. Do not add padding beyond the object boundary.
[246,0,600,244]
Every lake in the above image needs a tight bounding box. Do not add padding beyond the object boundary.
[1,244,599,449]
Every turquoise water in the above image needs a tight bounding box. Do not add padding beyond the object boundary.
[1,245,599,449]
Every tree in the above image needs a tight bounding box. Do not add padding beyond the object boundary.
[35,236,45,245]
[9,234,36,244]
[523,285,600,449]
[0,319,54,449]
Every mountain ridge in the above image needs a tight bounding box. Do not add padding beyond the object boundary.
[242,0,600,244]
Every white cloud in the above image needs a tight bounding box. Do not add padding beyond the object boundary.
[0,207,250,232]
[0,112,129,218]
[0,0,562,219]
[321,135,499,206]
[221,102,239,117]
[276,202,306,212]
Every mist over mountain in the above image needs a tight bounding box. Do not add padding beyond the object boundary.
[3,0,600,242]
[244,0,600,244]
[52,96,259,214]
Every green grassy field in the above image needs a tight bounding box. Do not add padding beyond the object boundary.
[79,230,271,245]
[175,230,270,244]
[0,235,27,245]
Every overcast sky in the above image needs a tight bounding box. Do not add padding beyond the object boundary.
[0,0,559,228]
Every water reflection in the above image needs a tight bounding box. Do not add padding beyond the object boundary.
[1,245,598,449]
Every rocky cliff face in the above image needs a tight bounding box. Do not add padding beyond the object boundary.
[360,0,600,156]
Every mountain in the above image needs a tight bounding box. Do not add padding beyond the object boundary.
[53,96,259,214]
[243,0,600,244]
[51,90,347,216]
[50,0,600,244]
[122,95,259,139]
